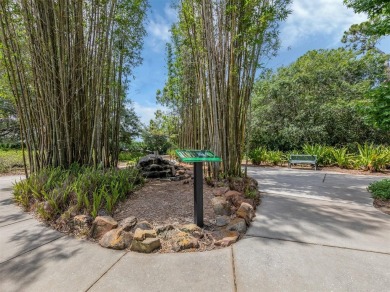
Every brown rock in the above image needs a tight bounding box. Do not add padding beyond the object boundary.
[179,224,203,239]
[119,216,137,231]
[211,230,240,241]
[74,215,93,228]
[211,197,231,216]
[130,237,161,253]
[236,202,256,225]
[226,218,247,233]
[99,227,133,250]
[224,190,244,208]
[172,232,199,251]
[90,216,118,240]
[134,221,153,230]
[213,187,229,197]
[215,235,238,247]
[155,224,175,234]
[133,228,157,241]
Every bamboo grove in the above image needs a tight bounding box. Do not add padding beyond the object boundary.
[158,0,291,176]
[0,0,147,174]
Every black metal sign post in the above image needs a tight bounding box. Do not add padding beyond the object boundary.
[175,150,221,228]
[194,162,204,227]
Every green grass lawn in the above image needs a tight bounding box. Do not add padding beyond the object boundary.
[0,149,25,173]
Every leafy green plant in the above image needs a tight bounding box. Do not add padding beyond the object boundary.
[265,150,283,165]
[355,143,389,171]
[13,165,142,221]
[302,144,333,166]
[249,147,267,165]
[13,180,31,210]
[91,188,103,218]
[331,147,353,168]
[368,179,390,200]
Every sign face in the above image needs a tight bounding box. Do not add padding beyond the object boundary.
[175,150,222,163]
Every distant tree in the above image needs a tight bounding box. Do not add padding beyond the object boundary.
[344,0,390,131]
[119,100,142,149]
[250,49,390,151]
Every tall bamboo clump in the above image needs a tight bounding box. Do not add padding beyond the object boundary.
[159,0,291,176]
[0,0,147,174]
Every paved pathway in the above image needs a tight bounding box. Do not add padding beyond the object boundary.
[0,168,389,291]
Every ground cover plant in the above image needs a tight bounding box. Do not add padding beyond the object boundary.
[0,149,25,173]
[248,143,390,171]
[368,179,390,201]
[13,165,143,221]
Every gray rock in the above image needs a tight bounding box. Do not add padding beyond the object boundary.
[119,216,137,231]
[134,220,153,230]
[215,215,230,227]
[226,218,247,233]
[211,197,231,216]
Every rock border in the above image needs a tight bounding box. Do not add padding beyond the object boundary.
[70,175,260,253]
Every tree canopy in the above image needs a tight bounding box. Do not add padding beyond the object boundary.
[250,48,390,151]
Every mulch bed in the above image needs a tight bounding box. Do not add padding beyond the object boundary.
[114,178,217,226]
[373,198,390,215]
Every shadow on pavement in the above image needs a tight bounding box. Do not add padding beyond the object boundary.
[0,231,78,291]
[248,195,390,253]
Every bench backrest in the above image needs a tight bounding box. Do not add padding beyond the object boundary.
[289,155,317,161]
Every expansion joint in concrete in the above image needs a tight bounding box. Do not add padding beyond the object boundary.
[242,235,390,256]
[85,251,128,291]
[230,247,238,292]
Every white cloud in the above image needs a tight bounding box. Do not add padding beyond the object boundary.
[146,3,178,51]
[281,0,367,47]
[133,101,167,125]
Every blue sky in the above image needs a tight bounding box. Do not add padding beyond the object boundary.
[129,0,390,125]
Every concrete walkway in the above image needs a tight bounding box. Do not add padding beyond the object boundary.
[0,168,389,291]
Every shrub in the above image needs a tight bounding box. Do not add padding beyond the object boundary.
[355,143,389,172]
[13,166,143,220]
[302,144,334,166]
[265,150,283,166]
[248,147,267,165]
[368,179,390,200]
[331,147,353,169]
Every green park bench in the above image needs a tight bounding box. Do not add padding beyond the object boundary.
[288,155,317,170]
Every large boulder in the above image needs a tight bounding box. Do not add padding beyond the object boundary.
[236,202,256,225]
[90,216,118,240]
[179,224,203,239]
[171,231,199,252]
[119,216,137,231]
[137,155,175,178]
[99,227,133,250]
[224,190,243,208]
[130,228,161,253]
[133,228,157,241]
[215,215,230,227]
[226,218,247,233]
[211,197,231,216]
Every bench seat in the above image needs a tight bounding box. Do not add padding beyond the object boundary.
[288,155,317,170]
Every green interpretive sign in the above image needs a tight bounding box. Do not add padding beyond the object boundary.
[175,150,222,163]
[175,149,221,227]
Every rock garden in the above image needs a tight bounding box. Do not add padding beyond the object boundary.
[17,155,260,254]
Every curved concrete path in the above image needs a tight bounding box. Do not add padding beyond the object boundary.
[0,168,389,291]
